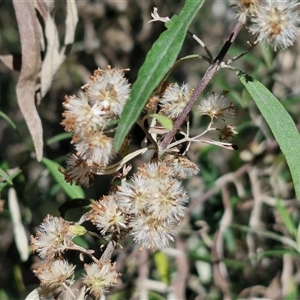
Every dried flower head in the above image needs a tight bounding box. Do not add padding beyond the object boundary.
[148,7,170,23]
[144,80,171,113]
[88,194,128,235]
[31,215,74,260]
[236,0,259,11]
[163,154,200,179]
[61,91,107,137]
[82,261,120,298]
[146,176,188,222]
[137,162,188,222]
[84,66,131,118]
[218,124,238,141]
[137,160,173,180]
[61,66,130,172]
[232,0,260,22]
[33,260,75,289]
[159,83,194,119]
[62,153,94,187]
[117,174,152,215]
[198,92,235,120]
[129,215,176,251]
[249,0,300,51]
[116,161,189,249]
[74,131,115,166]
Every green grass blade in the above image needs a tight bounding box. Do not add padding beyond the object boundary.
[42,157,84,199]
[113,0,205,151]
[0,110,17,130]
[46,132,72,146]
[275,198,296,238]
[231,224,298,251]
[0,169,21,193]
[150,114,173,131]
[0,168,13,185]
[234,68,300,199]
[154,251,170,284]
[252,249,299,258]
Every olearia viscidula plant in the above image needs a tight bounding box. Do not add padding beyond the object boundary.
[28,0,300,299]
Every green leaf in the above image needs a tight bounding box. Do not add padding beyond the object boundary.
[24,288,41,300]
[150,114,173,131]
[231,224,298,251]
[154,251,170,284]
[275,198,296,238]
[73,236,89,249]
[113,0,205,151]
[252,249,299,258]
[285,289,298,300]
[58,199,91,218]
[0,110,17,130]
[234,69,300,199]
[0,169,22,193]
[148,292,167,300]
[8,188,29,262]
[42,157,84,199]
[0,168,13,185]
[0,290,9,300]
[46,132,72,146]
[296,217,300,248]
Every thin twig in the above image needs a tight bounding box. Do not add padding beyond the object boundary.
[138,249,150,299]
[222,40,258,66]
[160,20,244,151]
[62,283,76,299]
[212,231,231,298]
[165,119,215,151]
[100,240,116,263]
[188,30,213,62]
[68,244,98,263]
[172,237,189,299]
[188,163,251,212]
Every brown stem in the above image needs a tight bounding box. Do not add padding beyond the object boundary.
[160,20,244,150]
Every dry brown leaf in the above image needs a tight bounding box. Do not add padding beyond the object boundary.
[34,0,50,52]
[64,1,79,46]
[0,54,22,71]
[13,0,43,161]
[37,1,61,98]
[36,0,78,98]
[10,0,78,161]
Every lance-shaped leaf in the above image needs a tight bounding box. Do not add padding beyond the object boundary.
[150,113,173,131]
[36,0,78,98]
[8,188,29,262]
[234,68,300,199]
[113,0,205,151]
[13,0,43,161]
[42,157,84,199]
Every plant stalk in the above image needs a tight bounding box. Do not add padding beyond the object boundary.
[160,20,244,150]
